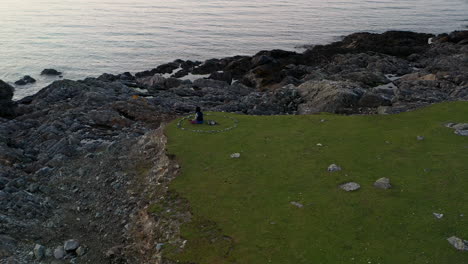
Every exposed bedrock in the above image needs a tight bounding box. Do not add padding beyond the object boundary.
[121,30,467,115]
[0,80,16,119]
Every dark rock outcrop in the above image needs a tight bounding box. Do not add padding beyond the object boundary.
[41,68,62,75]
[209,71,233,84]
[135,60,195,78]
[0,80,15,118]
[297,80,365,114]
[304,31,434,62]
[14,75,36,85]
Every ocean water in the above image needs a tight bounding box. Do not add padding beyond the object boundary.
[1,0,467,99]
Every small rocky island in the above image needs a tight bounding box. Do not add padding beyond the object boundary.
[0,30,467,263]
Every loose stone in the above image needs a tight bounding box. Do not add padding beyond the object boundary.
[45,248,53,257]
[433,213,444,219]
[76,246,86,256]
[33,244,45,260]
[328,164,341,172]
[290,201,304,208]
[339,182,361,191]
[447,236,468,251]
[374,177,392,189]
[230,153,241,158]
[64,239,80,251]
[156,243,164,252]
[445,123,468,136]
[54,246,65,259]
[455,130,468,136]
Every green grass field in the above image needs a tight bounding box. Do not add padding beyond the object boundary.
[165,102,468,264]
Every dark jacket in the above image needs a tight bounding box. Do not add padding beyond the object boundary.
[196,111,203,122]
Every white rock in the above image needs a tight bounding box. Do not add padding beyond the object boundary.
[230,153,241,158]
[433,213,444,219]
[317,143,323,147]
[374,177,392,190]
[452,123,468,130]
[180,240,187,249]
[417,136,425,141]
[290,201,304,208]
[445,123,468,136]
[339,182,361,192]
[328,164,341,172]
[455,130,468,136]
[447,236,468,251]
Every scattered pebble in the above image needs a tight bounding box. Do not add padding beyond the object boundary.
[230,153,241,158]
[76,246,86,256]
[447,236,468,251]
[433,213,444,219]
[206,120,218,126]
[156,243,164,252]
[317,143,323,147]
[180,240,187,249]
[455,130,468,136]
[54,246,65,259]
[290,201,304,208]
[417,136,425,141]
[374,177,392,190]
[64,239,80,251]
[328,164,341,172]
[445,123,468,137]
[339,182,361,192]
[33,244,45,260]
[45,248,52,257]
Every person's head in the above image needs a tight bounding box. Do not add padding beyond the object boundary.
[196,106,201,112]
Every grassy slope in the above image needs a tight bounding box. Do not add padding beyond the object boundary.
[165,102,468,264]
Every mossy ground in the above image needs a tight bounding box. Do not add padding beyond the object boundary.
[165,102,468,264]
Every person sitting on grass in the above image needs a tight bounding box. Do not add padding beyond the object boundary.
[189,106,204,124]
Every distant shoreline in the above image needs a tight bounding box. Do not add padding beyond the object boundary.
[8,29,466,101]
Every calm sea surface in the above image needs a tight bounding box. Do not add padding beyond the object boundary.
[1,0,467,99]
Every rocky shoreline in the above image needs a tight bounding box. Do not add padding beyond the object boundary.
[0,30,467,263]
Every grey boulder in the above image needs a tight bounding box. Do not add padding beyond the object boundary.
[447,236,468,251]
[54,246,65,259]
[339,182,361,192]
[374,177,392,189]
[297,80,365,114]
[33,244,45,260]
[327,164,342,172]
[64,239,80,251]
[445,123,468,136]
